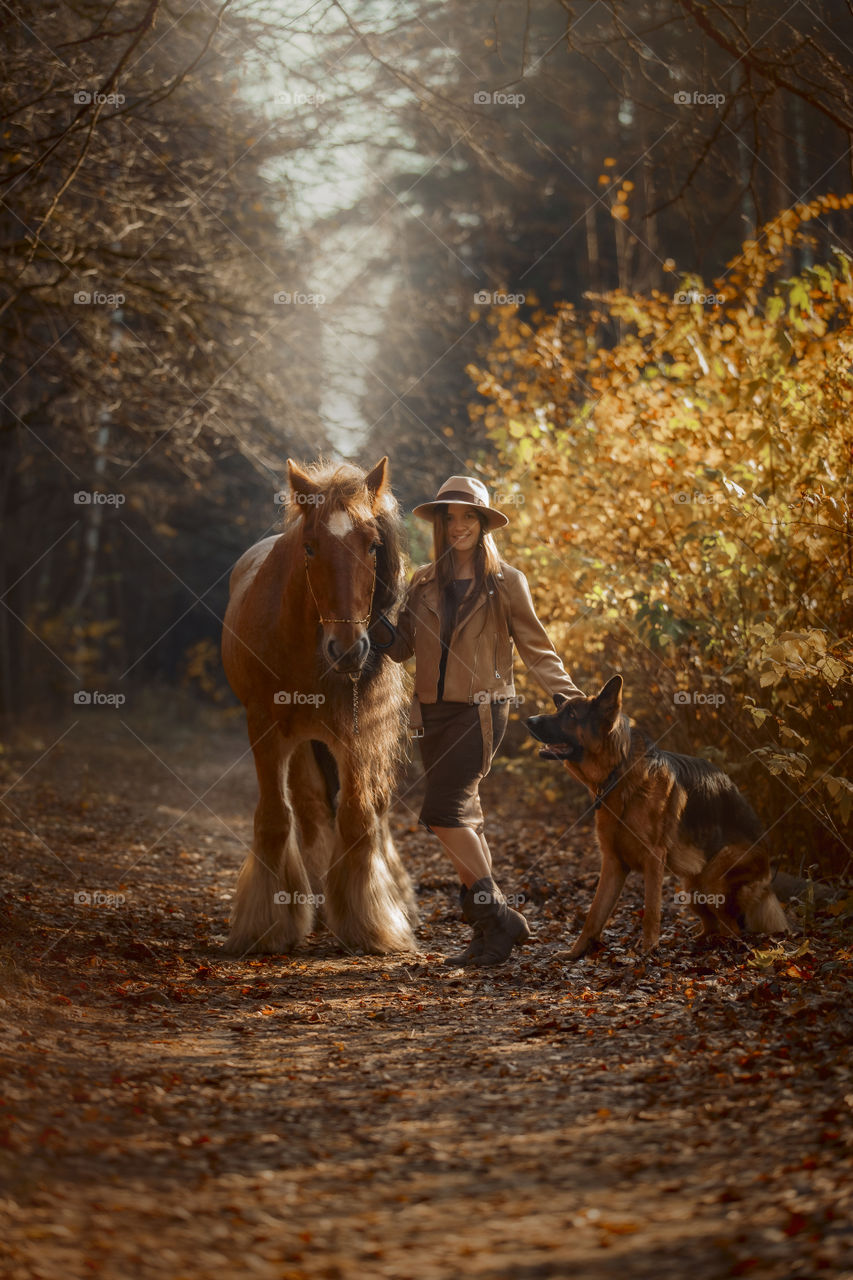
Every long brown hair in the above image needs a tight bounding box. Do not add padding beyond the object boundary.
[431,505,507,643]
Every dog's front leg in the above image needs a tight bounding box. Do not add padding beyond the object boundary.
[568,846,628,960]
[640,849,667,951]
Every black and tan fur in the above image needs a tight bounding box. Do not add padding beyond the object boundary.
[526,675,789,957]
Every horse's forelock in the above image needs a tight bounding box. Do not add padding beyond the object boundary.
[284,461,398,534]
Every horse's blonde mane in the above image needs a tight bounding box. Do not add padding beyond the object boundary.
[282,458,398,528]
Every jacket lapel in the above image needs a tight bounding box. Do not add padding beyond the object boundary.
[418,564,504,634]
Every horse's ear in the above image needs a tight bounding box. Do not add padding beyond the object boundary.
[364,456,389,511]
[287,458,321,502]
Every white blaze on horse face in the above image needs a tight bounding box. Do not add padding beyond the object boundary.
[326,510,353,539]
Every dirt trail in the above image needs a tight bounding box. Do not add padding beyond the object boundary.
[1,706,851,1280]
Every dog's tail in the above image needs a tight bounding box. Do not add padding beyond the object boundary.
[706,840,791,936]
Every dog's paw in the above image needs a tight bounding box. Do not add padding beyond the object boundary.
[556,939,598,961]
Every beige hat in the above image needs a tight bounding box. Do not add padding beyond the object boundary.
[412,475,509,531]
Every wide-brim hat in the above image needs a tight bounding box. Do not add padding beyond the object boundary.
[412,475,509,531]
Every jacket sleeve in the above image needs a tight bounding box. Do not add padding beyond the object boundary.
[507,568,584,700]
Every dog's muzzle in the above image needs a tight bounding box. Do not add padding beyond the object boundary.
[525,713,583,762]
[536,743,583,761]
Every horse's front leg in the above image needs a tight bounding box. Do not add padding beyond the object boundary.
[379,810,419,931]
[323,761,418,954]
[225,714,314,956]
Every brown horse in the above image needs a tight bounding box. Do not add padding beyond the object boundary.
[221,457,418,956]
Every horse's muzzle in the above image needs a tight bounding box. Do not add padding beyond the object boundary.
[324,631,370,673]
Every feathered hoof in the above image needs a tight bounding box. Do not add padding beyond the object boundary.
[224,903,314,957]
[223,928,287,957]
[403,900,421,931]
[325,920,419,956]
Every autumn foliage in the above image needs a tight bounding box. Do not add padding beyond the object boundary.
[470,193,853,880]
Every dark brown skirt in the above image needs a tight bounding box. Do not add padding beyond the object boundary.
[418,700,510,834]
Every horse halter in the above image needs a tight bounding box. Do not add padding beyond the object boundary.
[304,545,379,737]
[303,547,377,627]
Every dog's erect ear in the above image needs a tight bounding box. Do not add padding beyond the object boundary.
[553,692,571,709]
[596,674,623,720]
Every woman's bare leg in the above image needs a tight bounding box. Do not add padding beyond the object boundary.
[431,826,490,886]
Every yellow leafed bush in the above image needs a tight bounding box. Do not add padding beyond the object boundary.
[470,193,853,877]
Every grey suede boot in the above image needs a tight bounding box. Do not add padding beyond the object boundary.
[464,875,530,966]
[443,885,485,966]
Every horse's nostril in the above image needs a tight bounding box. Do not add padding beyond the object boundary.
[325,634,369,669]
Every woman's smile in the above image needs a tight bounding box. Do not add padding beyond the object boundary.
[447,504,480,552]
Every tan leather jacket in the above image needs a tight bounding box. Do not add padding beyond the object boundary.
[387,560,582,719]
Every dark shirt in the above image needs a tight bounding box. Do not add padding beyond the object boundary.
[436,578,472,702]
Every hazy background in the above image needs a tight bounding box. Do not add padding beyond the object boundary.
[2,0,851,715]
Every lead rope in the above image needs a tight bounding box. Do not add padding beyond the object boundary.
[305,549,378,739]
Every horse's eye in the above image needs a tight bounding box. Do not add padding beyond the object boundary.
[304,543,315,557]
[369,541,382,554]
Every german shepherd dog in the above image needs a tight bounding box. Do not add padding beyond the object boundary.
[526,676,789,957]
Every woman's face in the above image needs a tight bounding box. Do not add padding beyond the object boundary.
[446,504,481,556]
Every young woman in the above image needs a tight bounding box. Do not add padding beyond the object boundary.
[387,475,583,966]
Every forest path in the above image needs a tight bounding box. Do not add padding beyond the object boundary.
[1,706,850,1280]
